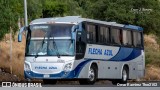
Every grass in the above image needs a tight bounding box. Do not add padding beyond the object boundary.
[145,46,160,66]
[142,34,160,80]
[144,34,160,67]
[143,65,160,81]
[0,33,25,80]
[0,33,160,81]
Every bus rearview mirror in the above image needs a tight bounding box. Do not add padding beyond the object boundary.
[75,25,79,29]
[18,26,27,42]
[18,34,22,42]
[73,25,79,32]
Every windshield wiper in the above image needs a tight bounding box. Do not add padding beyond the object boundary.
[52,39,60,58]
[35,32,47,58]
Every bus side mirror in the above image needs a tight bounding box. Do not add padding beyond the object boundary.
[18,34,22,42]
[18,26,27,42]
[74,25,79,31]
[72,25,79,32]
[71,25,79,40]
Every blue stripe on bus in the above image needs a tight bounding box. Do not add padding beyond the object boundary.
[24,60,92,79]
[25,48,142,79]
[74,48,142,77]
[24,71,76,79]
[110,47,141,61]
[120,48,141,61]
[74,59,92,78]
[109,47,133,61]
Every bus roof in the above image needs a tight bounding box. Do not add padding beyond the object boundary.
[30,16,143,31]
[124,25,143,31]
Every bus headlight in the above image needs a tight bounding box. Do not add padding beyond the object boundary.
[24,63,31,71]
[63,62,72,72]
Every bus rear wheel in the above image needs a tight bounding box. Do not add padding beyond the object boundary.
[79,65,97,85]
[43,79,57,84]
[121,67,128,83]
[112,67,129,85]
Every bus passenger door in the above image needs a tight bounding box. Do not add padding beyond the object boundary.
[75,31,86,60]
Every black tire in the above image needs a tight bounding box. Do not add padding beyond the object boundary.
[120,67,128,84]
[79,65,97,85]
[43,79,57,84]
[112,67,129,85]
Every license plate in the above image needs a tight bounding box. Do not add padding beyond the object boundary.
[43,74,50,78]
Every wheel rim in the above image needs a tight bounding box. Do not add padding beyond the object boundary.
[88,68,95,81]
[122,69,127,81]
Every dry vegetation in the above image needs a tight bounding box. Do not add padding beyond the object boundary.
[0,34,160,81]
[143,65,160,81]
[141,34,160,81]
[144,34,160,67]
[0,33,26,80]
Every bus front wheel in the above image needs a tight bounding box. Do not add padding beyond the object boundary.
[79,65,97,85]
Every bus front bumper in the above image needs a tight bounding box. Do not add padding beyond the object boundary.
[24,70,76,79]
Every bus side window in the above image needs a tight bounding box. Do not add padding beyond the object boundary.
[123,30,132,46]
[111,28,121,45]
[133,31,142,48]
[137,32,142,47]
[86,24,96,43]
[98,26,110,44]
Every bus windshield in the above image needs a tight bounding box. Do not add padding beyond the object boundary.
[25,24,75,56]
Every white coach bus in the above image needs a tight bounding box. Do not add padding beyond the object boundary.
[18,16,145,85]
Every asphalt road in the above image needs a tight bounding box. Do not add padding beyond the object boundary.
[1,80,160,87]
[0,81,160,90]
[42,80,114,87]
[38,80,160,87]
[0,86,160,90]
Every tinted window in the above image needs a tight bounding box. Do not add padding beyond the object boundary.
[76,31,86,60]
[99,26,110,43]
[123,30,132,46]
[111,28,122,45]
[133,31,142,47]
[86,24,96,43]
[30,24,73,38]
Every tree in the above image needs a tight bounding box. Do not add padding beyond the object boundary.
[42,0,67,17]
[42,0,84,17]
[63,0,84,16]
[78,0,160,36]
[0,0,160,40]
[0,0,22,40]
[27,0,43,21]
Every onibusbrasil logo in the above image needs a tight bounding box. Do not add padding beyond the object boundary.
[1,82,42,87]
